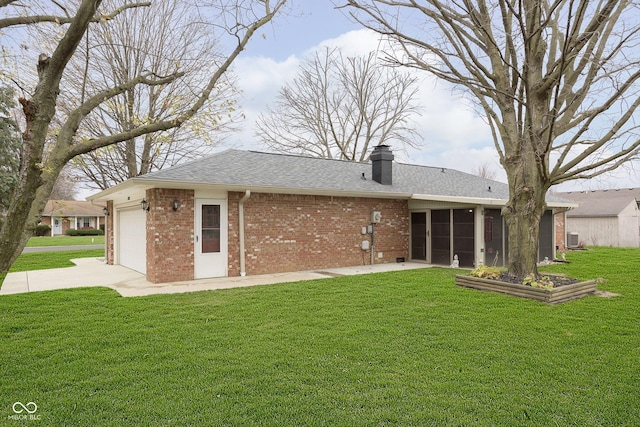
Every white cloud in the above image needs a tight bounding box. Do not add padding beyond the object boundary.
[312,29,389,57]
[234,55,300,107]
[229,29,496,166]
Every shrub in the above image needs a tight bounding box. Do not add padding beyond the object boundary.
[66,228,104,236]
[469,265,502,279]
[34,224,51,236]
[99,224,105,232]
[522,275,555,289]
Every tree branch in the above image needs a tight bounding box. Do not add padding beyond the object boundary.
[0,2,151,29]
[66,0,286,159]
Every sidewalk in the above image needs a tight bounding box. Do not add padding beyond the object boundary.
[0,258,430,297]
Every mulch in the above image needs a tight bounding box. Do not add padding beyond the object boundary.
[496,272,581,287]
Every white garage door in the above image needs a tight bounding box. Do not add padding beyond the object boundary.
[119,208,146,274]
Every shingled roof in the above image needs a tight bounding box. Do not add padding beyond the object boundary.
[91,149,571,206]
[558,188,640,217]
[43,200,105,216]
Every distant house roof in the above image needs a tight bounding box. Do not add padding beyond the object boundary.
[557,188,640,217]
[43,200,105,217]
[89,149,572,207]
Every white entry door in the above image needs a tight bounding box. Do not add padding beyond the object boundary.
[52,218,62,235]
[194,199,228,278]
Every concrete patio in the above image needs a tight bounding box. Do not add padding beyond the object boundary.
[0,258,431,297]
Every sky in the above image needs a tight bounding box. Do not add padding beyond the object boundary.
[222,1,640,193]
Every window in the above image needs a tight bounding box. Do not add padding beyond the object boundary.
[201,205,221,253]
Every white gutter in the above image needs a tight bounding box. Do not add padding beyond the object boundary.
[409,193,577,209]
[410,193,507,206]
[238,190,251,277]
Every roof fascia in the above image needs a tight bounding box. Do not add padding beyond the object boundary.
[88,178,414,200]
[85,179,143,201]
[410,194,576,209]
[410,193,507,206]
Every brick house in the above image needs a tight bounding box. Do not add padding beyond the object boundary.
[40,200,106,236]
[88,146,573,283]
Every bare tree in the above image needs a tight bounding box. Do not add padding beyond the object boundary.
[55,1,240,190]
[346,0,640,278]
[256,47,420,162]
[474,162,498,181]
[0,0,286,284]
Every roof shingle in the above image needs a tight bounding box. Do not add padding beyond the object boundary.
[558,188,640,217]
[139,149,509,200]
[43,200,105,216]
[93,149,570,206]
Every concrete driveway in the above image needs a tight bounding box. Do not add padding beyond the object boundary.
[0,258,431,297]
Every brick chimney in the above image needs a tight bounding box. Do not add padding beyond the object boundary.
[371,144,394,185]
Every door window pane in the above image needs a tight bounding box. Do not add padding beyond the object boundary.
[202,205,220,253]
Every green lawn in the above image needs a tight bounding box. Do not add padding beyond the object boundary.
[26,235,105,247]
[1,247,638,426]
[9,249,105,272]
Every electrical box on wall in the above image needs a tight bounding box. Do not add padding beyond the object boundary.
[371,211,381,224]
[361,240,370,250]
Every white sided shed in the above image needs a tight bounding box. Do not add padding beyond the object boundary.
[559,188,640,247]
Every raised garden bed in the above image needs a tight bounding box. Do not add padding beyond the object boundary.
[455,274,598,304]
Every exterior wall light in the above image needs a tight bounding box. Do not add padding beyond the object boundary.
[103,207,109,216]
[173,199,179,211]
[141,199,150,212]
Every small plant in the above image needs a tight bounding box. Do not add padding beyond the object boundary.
[522,275,555,290]
[34,224,51,236]
[470,265,502,280]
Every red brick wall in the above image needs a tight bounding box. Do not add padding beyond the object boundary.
[39,217,53,234]
[228,192,409,276]
[61,219,70,235]
[554,209,567,252]
[146,189,195,283]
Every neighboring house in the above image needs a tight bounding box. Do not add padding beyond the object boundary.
[88,146,574,284]
[557,188,640,247]
[41,200,106,236]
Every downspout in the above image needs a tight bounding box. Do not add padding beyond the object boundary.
[370,223,375,266]
[90,200,107,263]
[238,190,251,277]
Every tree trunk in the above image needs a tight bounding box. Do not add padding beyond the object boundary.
[501,143,549,279]
[0,91,59,284]
[0,128,62,284]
